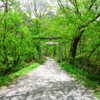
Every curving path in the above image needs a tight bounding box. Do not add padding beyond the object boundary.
[0,58,98,100]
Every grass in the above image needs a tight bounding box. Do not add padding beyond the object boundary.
[0,63,40,88]
[60,62,100,99]
[0,56,47,88]
[10,63,39,77]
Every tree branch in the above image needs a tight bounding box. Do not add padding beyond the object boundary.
[69,0,82,20]
[57,0,67,14]
[0,12,7,24]
[1,0,6,5]
[74,0,80,14]
[69,0,74,5]
[88,43,100,59]
[96,13,100,19]
[90,28,100,32]
[0,1,20,25]
[88,0,96,10]
[0,5,4,8]
[84,13,100,27]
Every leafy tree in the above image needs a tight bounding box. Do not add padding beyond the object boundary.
[0,0,20,24]
[57,0,100,59]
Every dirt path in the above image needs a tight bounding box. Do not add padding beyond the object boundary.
[0,58,98,100]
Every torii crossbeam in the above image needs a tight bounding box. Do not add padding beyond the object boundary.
[34,37,68,62]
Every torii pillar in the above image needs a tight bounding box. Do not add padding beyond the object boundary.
[39,43,41,61]
[59,42,63,62]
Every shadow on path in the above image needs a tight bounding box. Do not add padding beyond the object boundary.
[0,58,98,100]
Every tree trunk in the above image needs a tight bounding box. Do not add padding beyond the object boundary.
[0,0,8,25]
[53,44,56,57]
[45,48,49,56]
[87,43,100,59]
[70,30,84,59]
[59,43,63,62]
[39,45,41,61]
[13,35,23,66]
[65,44,67,60]
[3,1,8,64]
[79,39,82,54]
[70,41,78,59]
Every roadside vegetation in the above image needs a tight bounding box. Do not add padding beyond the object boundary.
[0,0,100,98]
[0,63,40,88]
[60,62,100,98]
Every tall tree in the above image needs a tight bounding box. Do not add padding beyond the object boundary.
[57,0,100,59]
[0,0,20,64]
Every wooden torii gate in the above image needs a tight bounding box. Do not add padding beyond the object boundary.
[34,37,68,62]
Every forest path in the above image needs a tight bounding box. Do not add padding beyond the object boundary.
[0,58,98,100]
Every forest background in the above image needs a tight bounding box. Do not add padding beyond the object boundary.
[0,0,100,98]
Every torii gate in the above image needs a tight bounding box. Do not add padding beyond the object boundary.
[34,37,68,62]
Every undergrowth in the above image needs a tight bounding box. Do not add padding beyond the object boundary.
[60,62,100,99]
[0,63,40,88]
[0,56,46,88]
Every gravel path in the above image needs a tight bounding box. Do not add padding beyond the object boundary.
[0,58,98,100]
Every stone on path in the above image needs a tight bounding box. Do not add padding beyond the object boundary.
[0,58,99,100]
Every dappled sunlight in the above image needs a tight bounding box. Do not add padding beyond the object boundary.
[0,80,97,100]
[0,58,98,100]
[0,0,100,99]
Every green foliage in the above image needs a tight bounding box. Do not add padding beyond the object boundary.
[0,9,43,75]
[0,0,100,98]
[10,63,40,77]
